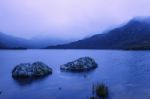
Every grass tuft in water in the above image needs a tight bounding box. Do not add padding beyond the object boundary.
[95,83,108,99]
[90,96,97,99]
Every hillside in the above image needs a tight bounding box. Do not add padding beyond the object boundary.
[47,18,150,50]
[0,33,72,49]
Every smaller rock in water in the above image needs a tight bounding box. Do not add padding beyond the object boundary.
[12,61,52,78]
[0,91,2,94]
[60,57,97,72]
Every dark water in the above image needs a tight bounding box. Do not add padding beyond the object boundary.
[0,50,150,99]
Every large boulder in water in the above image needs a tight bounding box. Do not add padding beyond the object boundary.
[60,57,98,72]
[12,61,52,78]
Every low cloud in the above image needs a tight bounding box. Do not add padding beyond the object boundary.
[0,0,150,39]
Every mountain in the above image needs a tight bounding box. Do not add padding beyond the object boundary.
[29,36,74,48]
[46,17,150,50]
[0,33,29,49]
[0,33,72,49]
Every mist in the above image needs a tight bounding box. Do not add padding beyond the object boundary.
[0,0,150,39]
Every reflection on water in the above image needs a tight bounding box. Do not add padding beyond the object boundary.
[0,50,150,99]
[12,76,50,86]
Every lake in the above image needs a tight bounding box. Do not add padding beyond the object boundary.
[0,50,150,99]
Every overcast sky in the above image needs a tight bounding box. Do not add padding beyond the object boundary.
[0,0,150,39]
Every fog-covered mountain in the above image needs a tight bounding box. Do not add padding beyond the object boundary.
[47,17,150,50]
[1,17,150,50]
[0,33,73,49]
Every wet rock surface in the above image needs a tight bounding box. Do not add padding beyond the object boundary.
[12,61,52,78]
[60,57,97,72]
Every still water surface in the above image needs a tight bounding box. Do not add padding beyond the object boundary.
[0,50,150,99]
